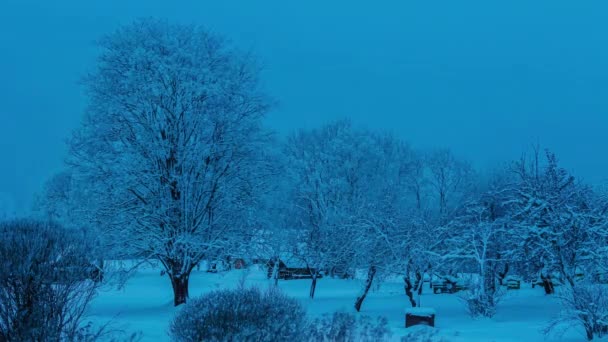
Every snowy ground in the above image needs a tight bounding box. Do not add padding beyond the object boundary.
[88,265,591,341]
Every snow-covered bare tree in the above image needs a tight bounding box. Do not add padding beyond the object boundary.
[546,284,608,341]
[34,171,73,222]
[34,171,108,283]
[285,120,377,299]
[444,201,507,317]
[349,133,445,311]
[350,133,415,311]
[68,19,272,306]
[427,149,475,219]
[509,149,606,294]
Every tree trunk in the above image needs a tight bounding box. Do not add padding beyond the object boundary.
[404,276,417,307]
[540,274,554,295]
[483,262,496,296]
[171,274,190,306]
[96,258,104,283]
[585,326,593,341]
[415,271,423,295]
[354,266,376,312]
[497,263,509,285]
[309,272,318,299]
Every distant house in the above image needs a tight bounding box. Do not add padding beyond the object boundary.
[205,256,248,273]
[266,255,322,280]
[324,263,354,279]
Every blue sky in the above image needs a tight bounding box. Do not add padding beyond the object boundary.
[1,0,607,212]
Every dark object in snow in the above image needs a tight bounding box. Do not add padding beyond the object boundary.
[503,276,521,290]
[233,258,246,269]
[206,257,247,273]
[432,277,467,294]
[405,308,436,328]
[206,262,221,273]
[507,279,520,289]
[531,276,562,289]
[266,259,322,280]
[224,256,248,270]
[531,273,566,294]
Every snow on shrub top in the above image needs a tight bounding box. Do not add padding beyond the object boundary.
[405,307,436,316]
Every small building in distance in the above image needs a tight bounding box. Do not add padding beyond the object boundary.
[266,254,322,280]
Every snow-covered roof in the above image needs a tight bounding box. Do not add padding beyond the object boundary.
[405,307,436,317]
[279,253,309,268]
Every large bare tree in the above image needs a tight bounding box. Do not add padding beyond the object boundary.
[69,19,271,306]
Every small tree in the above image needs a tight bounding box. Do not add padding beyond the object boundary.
[352,134,428,311]
[444,202,506,317]
[284,121,372,298]
[0,219,102,341]
[510,149,605,294]
[545,284,608,341]
[34,170,110,284]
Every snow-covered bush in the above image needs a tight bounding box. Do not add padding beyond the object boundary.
[307,312,391,341]
[545,284,608,341]
[401,325,447,342]
[169,287,307,341]
[170,288,391,342]
[0,219,102,341]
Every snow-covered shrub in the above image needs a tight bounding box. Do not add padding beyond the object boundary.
[0,219,102,341]
[545,284,608,341]
[169,286,307,341]
[307,312,391,341]
[401,325,447,342]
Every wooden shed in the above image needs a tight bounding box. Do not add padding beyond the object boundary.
[266,256,322,280]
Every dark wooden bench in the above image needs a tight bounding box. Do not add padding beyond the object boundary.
[506,279,520,290]
[432,280,466,294]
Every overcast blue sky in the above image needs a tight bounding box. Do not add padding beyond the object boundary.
[1,1,608,212]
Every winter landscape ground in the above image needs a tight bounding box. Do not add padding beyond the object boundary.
[88,264,590,342]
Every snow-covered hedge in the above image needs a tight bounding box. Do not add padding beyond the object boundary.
[400,325,447,342]
[169,287,307,341]
[170,288,392,342]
